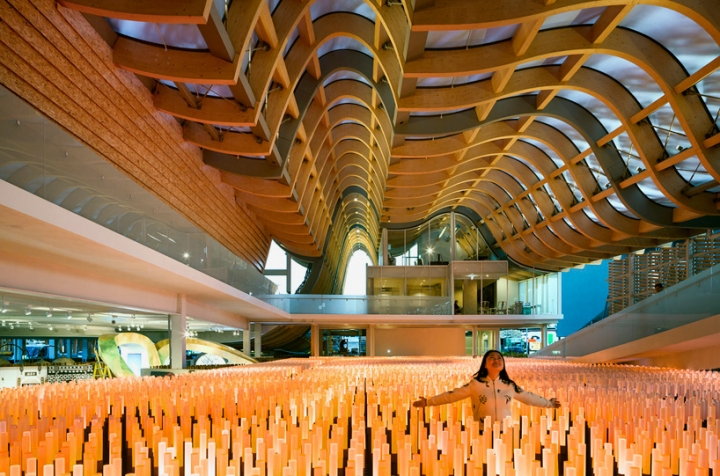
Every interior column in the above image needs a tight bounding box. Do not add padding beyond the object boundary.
[463,279,478,315]
[254,322,262,359]
[243,326,251,356]
[170,294,187,370]
[367,325,375,357]
[311,324,320,357]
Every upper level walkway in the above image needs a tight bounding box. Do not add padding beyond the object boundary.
[534,262,720,369]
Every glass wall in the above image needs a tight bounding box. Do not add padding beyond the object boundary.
[386,212,493,266]
[320,328,366,356]
[517,273,561,314]
[0,85,277,297]
[452,261,509,314]
[0,337,97,363]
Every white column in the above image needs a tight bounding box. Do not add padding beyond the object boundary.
[493,328,501,351]
[541,324,548,349]
[242,327,251,355]
[170,294,187,370]
[471,328,478,357]
[254,322,262,358]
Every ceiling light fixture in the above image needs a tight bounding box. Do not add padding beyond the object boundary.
[24,307,32,315]
[47,310,52,318]
[86,314,93,322]
[1,302,7,313]
[66,311,72,319]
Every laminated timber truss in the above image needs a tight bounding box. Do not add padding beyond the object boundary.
[2,0,720,293]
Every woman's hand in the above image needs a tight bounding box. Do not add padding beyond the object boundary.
[412,397,427,408]
[549,398,561,408]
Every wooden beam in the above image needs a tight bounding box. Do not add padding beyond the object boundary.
[198,4,235,62]
[590,5,632,44]
[491,66,514,93]
[512,18,544,56]
[536,89,557,110]
[255,1,278,49]
[113,36,241,85]
[475,101,495,122]
[674,56,720,94]
[154,83,254,126]
[57,0,213,24]
[558,54,590,82]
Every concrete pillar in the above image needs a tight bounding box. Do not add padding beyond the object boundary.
[463,279,478,315]
[310,324,320,357]
[170,294,187,369]
[366,325,375,357]
[254,322,262,358]
[243,327,251,355]
[471,328,478,357]
[541,324,548,349]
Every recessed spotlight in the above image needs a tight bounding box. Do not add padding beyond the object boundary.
[183,252,190,259]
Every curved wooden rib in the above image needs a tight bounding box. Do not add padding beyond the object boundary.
[31,0,720,280]
[57,0,213,24]
[113,37,240,85]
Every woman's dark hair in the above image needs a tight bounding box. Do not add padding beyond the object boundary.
[475,350,521,392]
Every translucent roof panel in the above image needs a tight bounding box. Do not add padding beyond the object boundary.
[561,171,584,203]
[323,71,371,88]
[416,73,494,88]
[515,56,567,71]
[425,25,519,49]
[583,207,601,225]
[555,90,623,133]
[646,103,692,156]
[284,26,300,57]
[636,177,675,207]
[317,37,373,59]
[533,116,590,152]
[540,7,605,30]
[563,217,576,230]
[583,153,609,189]
[410,107,474,117]
[156,80,233,99]
[620,5,720,75]
[697,71,720,124]
[675,156,712,187]
[267,0,281,14]
[610,131,645,176]
[605,195,639,219]
[507,155,544,181]
[518,138,564,168]
[108,20,208,49]
[311,0,376,22]
[583,55,663,108]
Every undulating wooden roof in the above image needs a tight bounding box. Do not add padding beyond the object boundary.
[2,0,720,292]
